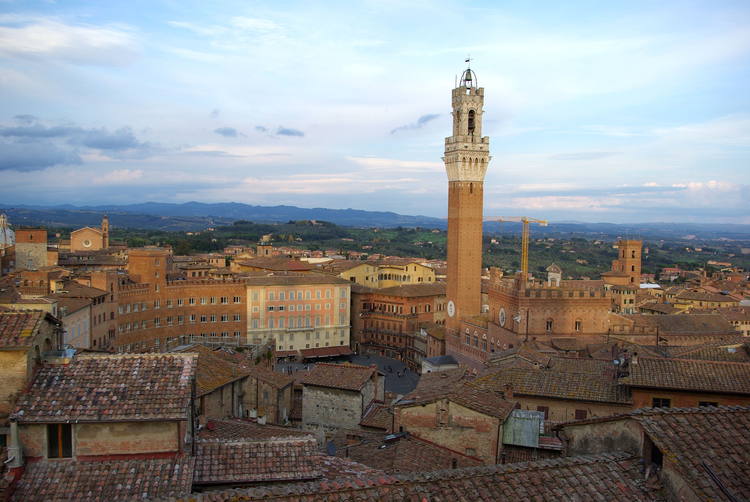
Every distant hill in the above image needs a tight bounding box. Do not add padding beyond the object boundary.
[2,202,750,239]
[2,202,444,230]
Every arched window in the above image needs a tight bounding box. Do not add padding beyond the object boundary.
[545,319,553,332]
[631,250,636,258]
[575,319,582,332]
[468,110,475,134]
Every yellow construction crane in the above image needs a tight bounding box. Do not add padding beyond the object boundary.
[495,216,548,280]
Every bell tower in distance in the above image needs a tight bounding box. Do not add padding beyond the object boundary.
[444,63,490,332]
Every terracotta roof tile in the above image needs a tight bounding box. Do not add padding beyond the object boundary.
[632,406,750,502]
[13,353,195,422]
[375,282,445,297]
[359,404,392,431]
[194,437,321,484]
[247,364,295,388]
[198,418,313,441]
[399,369,515,419]
[665,340,750,362]
[620,357,750,394]
[300,363,378,392]
[11,457,194,502]
[174,345,251,396]
[0,310,52,349]
[332,430,483,473]
[317,456,384,480]
[474,366,632,404]
[169,453,653,501]
[557,406,750,502]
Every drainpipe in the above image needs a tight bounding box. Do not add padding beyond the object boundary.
[7,419,23,469]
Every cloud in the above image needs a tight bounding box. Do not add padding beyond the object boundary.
[347,156,443,173]
[255,126,268,133]
[210,109,220,119]
[214,127,239,137]
[93,169,144,185]
[0,17,138,66]
[276,126,304,137]
[0,117,158,170]
[13,114,37,124]
[229,17,280,32]
[0,140,82,171]
[549,151,618,161]
[0,123,82,138]
[390,113,440,134]
[75,127,143,150]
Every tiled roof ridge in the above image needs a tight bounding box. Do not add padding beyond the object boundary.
[630,404,750,416]
[177,452,637,500]
[637,355,750,367]
[555,404,750,429]
[196,437,315,444]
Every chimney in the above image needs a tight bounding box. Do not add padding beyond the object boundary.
[503,383,514,399]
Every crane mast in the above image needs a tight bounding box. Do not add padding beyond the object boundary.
[494,216,549,281]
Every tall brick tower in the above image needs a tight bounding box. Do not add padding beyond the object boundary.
[101,215,110,249]
[612,239,642,284]
[444,64,490,332]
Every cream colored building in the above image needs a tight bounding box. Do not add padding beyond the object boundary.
[244,274,352,356]
[331,260,436,289]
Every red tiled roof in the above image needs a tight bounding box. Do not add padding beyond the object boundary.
[174,345,251,396]
[13,353,195,422]
[359,404,392,431]
[236,257,314,272]
[194,437,321,484]
[170,453,654,501]
[0,310,54,349]
[11,457,194,502]
[557,406,750,502]
[198,418,313,441]
[633,406,750,502]
[620,357,750,395]
[400,369,515,419]
[300,363,377,391]
[247,364,295,388]
[332,430,482,474]
[317,455,384,480]
[473,366,632,404]
[375,282,445,298]
[666,340,750,362]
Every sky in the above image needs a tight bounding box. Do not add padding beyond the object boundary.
[0,1,749,224]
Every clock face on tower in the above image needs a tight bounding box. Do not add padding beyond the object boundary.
[447,300,455,318]
[499,308,506,327]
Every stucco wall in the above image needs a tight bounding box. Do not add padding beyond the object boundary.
[561,419,642,456]
[397,400,499,464]
[0,351,28,415]
[631,389,750,409]
[19,421,180,459]
[512,395,631,423]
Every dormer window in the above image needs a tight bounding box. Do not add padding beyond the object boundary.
[468,110,475,134]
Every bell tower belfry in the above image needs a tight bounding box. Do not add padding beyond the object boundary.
[444,64,491,332]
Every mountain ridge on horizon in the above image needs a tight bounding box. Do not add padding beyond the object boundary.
[2,202,750,239]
